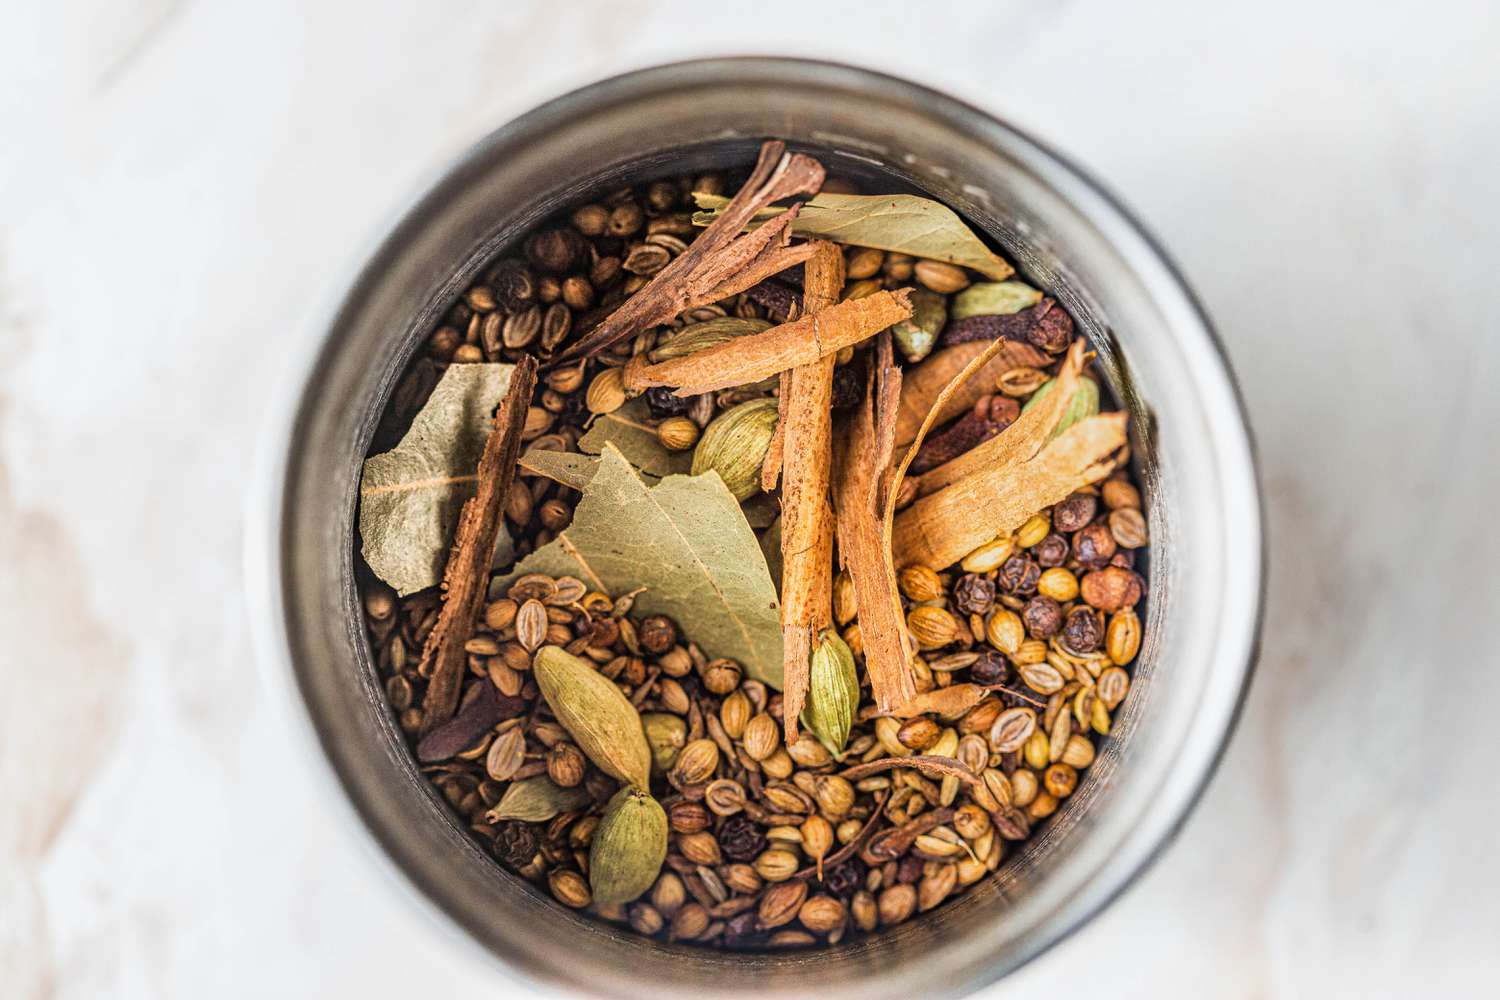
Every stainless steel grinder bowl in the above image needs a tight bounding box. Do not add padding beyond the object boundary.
[249,57,1262,1000]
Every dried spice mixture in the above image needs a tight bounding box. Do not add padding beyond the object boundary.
[357,141,1148,950]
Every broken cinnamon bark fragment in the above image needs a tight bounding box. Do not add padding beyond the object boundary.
[917,338,1089,496]
[553,140,826,364]
[777,242,843,742]
[891,411,1128,571]
[832,332,917,713]
[418,355,539,732]
[894,339,1049,449]
[627,288,912,396]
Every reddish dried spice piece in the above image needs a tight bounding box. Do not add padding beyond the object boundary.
[416,683,527,762]
[940,297,1074,353]
[745,279,801,322]
[909,394,1021,474]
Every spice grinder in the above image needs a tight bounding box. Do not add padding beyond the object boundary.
[249,57,1262,999]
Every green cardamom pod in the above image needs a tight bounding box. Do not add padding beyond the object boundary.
[532,645,652,790]
[589,787,668,905]
[650,317,771,362]
[1021,375,1099,441]
[890,288,948,363]
[691,397,779,501]
[801,629,859,756]
[640,712,688,777]
[486,775,591,823]
[950,280,1042,320]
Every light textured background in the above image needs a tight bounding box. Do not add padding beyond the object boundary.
[3,2,1498,997]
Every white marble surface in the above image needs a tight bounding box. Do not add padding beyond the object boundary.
[4,1,1499,997]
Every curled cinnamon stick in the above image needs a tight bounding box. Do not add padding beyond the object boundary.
[832,332,917,713]
[627,289,913,396]
[891,411,1128,571]
[418,356,538,732]
[777,242,843,742]
[917,338,1087,496]
[553,141,825,364]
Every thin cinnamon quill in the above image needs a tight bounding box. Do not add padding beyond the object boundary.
[553,141,825,364]
[832,332,917,712]
[777,242,843,742]
[892,411,1128,571]
[418,356,538,732]
[627,289,913,396]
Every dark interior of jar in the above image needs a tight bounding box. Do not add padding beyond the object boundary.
[347,137,1154,965]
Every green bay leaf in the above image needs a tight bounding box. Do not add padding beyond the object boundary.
[579,397,692,478]
[359,363,514,596]
[693,192,1014,280]
[496,444,784,688]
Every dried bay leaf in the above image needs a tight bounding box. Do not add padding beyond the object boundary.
[693,192,1014,281]
[359,362,515,596]
[496,444,784,687]
[579,396,692,477]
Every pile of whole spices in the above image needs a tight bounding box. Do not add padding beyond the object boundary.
[357,140,1147,950]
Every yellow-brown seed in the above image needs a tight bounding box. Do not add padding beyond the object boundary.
[814,774,856,818]
[801,815,834,863]
[851,890,878,932]
[516,599,548,652]
[678,831,722,866]
[546,742,586,787]
[914,260,970,294]
[671,739,719,785]
[1016,512,1051,549]
[878,883,918,925]
[743,713,780,760]
[1062,734,1096,768]
[986,609,1025,655]
[917,863,958,911]
[1044,762,1078,798]
[1097,666,1130,710]
[754,849,801,882]
[961,537,1014,573]
[719,690,751,739]
[1011,768,1039,807]
[1102,478,1141,510]
[758,880,808,928]
[656,416,700,451]
[845,247,885,280]
[1106,608,1142,665]
[953,803,992,841]
[896,717,941,751]
[908,605,959,650]
[1037,567,1080,603]
[833,572,857,626]
[670,901,709,941]
[898,565,945,602]
[1109,507,1149,548]
[701,658,742,695]
[586,367,627,414]
[760,748,794,779]
[1028,792,1059,820]
[549,870,591,909]
[799,895,847,934]
[1024,731,1050,770]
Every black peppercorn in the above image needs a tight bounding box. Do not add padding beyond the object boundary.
[1051,493,1097,534]
[1034,533,1069,567]
[1022,595,1064,639]
[719,815,766,862]
[1061,606,1104,653]
[485,258,536,311]
[638,615,678,655]
[830,364,863,411]
[1073,522,1118,569]
[998,554,1040,595]
[953,573,996,615]
[495,821,539,869]
[645,386,690,418]
[970,649,1012,687]
[824,857,867,898]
